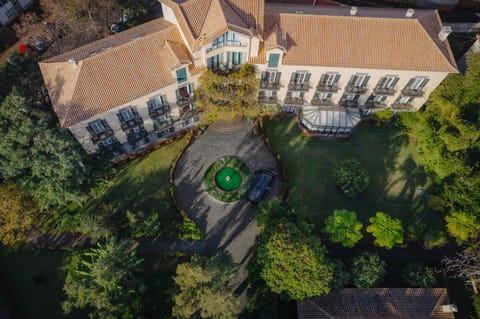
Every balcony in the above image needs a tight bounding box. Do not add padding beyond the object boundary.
[99,139,123,154]
[206,41,247,54]
[401,88,424,97]
[288,82,310,91]
[284,97,305,105]
[311,98,334,106]
[373,87,396,96]
[120,116,144,131]
[392,103,414,110]
[126,127,148,144]
[177,94,195,107]
[90,128,115,144]
[258,96,278,104]
[344,86,368,94]
[179,104,197,118]
[364,101,387,109]
[148,103,170,118]
[339,99,359,108]
[316,83,339,93]
[260,81,281,90]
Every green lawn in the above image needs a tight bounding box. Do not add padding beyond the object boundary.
[263,117,429,229]
[45,136,189,233]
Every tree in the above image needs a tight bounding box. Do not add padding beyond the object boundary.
[323,209,363,248]
[442,245,480,280]
[333,159,369,197]
[256,222,333,300]
[445,211,479,244]
[351,252,386,288]
[172,254,240,319]
[0,89,88,208]
[62,238,145,319]
[366,212,404,249]
[0,183,38,245]
[401,263,437,288]
[330,259,352,288]
[195,64,264,123]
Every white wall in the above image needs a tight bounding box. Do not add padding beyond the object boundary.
[202,30,252,66]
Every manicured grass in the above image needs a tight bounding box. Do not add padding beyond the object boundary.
[46,137,189,233]
[215,167,242,191]
[263,117,429,229]
[0,246,86,319]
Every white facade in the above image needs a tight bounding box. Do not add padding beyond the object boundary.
[0,0,33,26]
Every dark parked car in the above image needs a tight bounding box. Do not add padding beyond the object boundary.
[248,169,276,205]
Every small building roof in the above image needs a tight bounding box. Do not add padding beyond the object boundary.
[301,107,361,131]
[297,288,455,319]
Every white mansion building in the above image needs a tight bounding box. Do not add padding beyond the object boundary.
[39,0,458,155]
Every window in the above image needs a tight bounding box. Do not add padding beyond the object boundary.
[212,31,241,48]
[407,77,429,90]
[176,67,187,83]
[398,96,413,104]
[176,84,194,100]
[120,108,134,121]
[260,90,276,97]
[344,94,359,101]
[89,120,105,135]
[348,74,370,87]
[268,53,280,68]
[373,95,386,102]
[287,91,304,99]
[226,52,244,65]
[5,7,16,18]
[101,138,113,146]
[261,71,281,83]
[377,75,398,89]
[291,71,310,84]
[320,73,340,86]
[148,95,167,110]
[315,92,331,100]
[207,54,223,69]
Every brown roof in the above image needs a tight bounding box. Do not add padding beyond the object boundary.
[260,4,457,72]
[161,0,257,50]
[40,18,192,127]
[297,288,456,319]
[264,23,288,52]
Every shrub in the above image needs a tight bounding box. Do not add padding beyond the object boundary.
[424,229,448,249]
[366,212,404,249]
[351,252,386,288]
[330,260,352,288]
[445,211,480,244]
[373,109,394,124]
[333,159,369,197]
[323,209,363,248]
[401,263,436,288]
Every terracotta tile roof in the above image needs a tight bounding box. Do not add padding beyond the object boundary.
[297,288,456,319]
[262,4,457,72]
[264,23,287,52]
[40,18,191,127]
[224,0,265,34]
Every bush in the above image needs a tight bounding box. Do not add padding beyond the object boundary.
[333,159,369,197]
[373,109,394,124]
[323,209,363,248]
[424,229,448,249]
[366,212,404,249]
[401,263,436,288]
[330,260,352,288]
[351,252,386,288]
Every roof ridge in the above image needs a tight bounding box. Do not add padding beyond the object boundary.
[62,60,84,128]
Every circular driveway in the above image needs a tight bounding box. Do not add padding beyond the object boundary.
[173,122,281,263]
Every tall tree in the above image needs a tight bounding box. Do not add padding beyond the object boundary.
[366,212,404,249]
[256,222,333,300]
[0,183,39,245]
[63,238,145,319]
[0,89,88,207]
[171,254,240,319]
[323,209,363,248]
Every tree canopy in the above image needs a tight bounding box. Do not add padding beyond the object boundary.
[62,238,145,319]
[172,254,240,319]
[366,212,404,249]
[256,222,333,300]
[351,252,386,288]
[0,89,88,207]
[323,209,363,248]
[333,159,370,198]
[445,211,479,244]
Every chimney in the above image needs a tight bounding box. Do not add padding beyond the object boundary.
[350,6,358,16]
[405,8,415,17]
[441,304,458,313]
[438,26,452,41]
[68,58,77,68]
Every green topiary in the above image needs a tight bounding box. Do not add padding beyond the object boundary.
[333,159,369,197]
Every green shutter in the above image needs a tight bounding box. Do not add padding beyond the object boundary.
[268,53,280,67]
[176,68,187,83]
[305,73,311,83]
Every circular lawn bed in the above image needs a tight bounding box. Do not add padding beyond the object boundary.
[204,157,251,202]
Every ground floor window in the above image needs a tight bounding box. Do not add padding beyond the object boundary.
[207,54,223,69]
[226,52,244,65]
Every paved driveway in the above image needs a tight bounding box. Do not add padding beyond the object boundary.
[173,122,281,263]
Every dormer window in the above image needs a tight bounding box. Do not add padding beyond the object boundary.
[268,53,280,68]
[89,120,105,135]
[176,67,187,84]
[120,108,134,122]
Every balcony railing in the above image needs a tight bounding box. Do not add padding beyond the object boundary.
[91,128,115,144]
[120,116,144,131]
[206,41,247,53]
[373,87,396,96]
[364,101,387,109]
[180,104,197,118]
[316,83,339,93]
[401,88,424,97]
[126,127,148,144]
[339,99,359,108]
[99,140,122,153]
[148,103,170,118]
[258,96,278,104]
[311,98,334,106]
[284,97,305,105]
[260,81,281,90]
[177,95,195,107]
[344,86,368,94]
[288,82,310,91]
[392,103,414,110]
